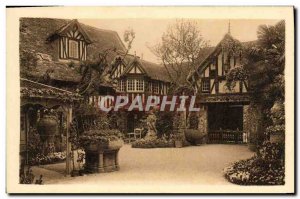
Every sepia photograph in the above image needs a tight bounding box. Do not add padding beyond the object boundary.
[6,6,294,194]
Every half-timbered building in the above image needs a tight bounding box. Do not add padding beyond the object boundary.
[20,18,172,141]
[19,18,127,159]
[109,54,171,133]
[187,33,251,144]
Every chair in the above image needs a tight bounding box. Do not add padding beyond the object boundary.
[126,132,136,143]
[134,128,142,140]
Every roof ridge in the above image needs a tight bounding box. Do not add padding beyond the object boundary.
[140,59,164,67]
[80,22,127,51]
[79,22,119,34]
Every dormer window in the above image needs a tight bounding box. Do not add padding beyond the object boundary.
[52,19,92,61]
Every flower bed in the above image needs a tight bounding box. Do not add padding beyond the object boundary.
[132,134,190,148]
[29,152,66,165]
[224,142,285,185]
[79,129,123,147]
[224,156,284,185]
[132,138,175,148]
[131,139,175,148]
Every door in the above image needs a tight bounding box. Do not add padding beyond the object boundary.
[127,113,135,133]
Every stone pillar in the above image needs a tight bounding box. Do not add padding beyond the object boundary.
[243,105,250,143]
[198,104,208,143]
[198,105,208,135]
[246,103,264,151]
[98,153,105,173]
[65,107,72,175]
[173,111,186,135]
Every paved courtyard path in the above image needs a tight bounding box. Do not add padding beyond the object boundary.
[33,144,254,186]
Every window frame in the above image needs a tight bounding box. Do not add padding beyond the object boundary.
[153,82,159,94]
[117,79,126,92]
[68,39,79,60]
[210,63,216,77]
[136,79,144,92]
[201,78,210,93]
[120,79,126,92]
[127,78,144,92]
[127,78,135,92]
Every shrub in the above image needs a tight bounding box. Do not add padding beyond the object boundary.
[132,135,175,148]
[132,134,191,148]
[224,141,285,185]
[188,112,199,129]
[20,166,42,184]
[27,127,43,161]
[79,129,123,147]
[155,111,174,137]
[29,152,66,166]
[225,66,249,91]
[224,156,284,185]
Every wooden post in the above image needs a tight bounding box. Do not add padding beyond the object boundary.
[25,109,29,164]
[220,131,223,144]
[65,106,72,175]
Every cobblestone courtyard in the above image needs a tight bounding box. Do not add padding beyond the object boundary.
[32,144,254,185]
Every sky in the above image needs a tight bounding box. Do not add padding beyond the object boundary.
[79,19,280,64]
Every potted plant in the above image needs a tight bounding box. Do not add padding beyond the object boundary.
[37,108,58,154]
[184,129,207,145]
[79,129,124,173]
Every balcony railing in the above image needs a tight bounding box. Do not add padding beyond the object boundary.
[208,130,246,144]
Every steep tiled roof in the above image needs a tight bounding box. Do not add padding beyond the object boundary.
[53,19,93,44]
[118,55,171,82]
[25,58,82,82]
[114,47,215,84]
[139,59,171,82]
[20,78,82,102]
[187,33,257,81]
[19,18,126,83]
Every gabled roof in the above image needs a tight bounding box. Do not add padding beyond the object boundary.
[122,57,147,74]
[117,54,171,82]
[187,33,245,81]
[53,19,92,44]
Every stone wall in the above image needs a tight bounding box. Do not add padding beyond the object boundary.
[244,103,264,146]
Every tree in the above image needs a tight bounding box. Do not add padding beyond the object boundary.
[246,21,285,134]
[150,20,210,89]
[78,28,135,96]
[245,20,285,106]
[226,20,285,144]
[223,21,285,186]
